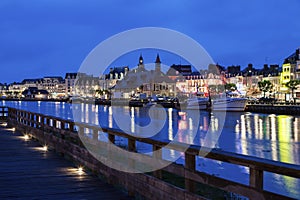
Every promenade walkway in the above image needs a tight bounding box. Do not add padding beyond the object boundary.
[0,123,131,200]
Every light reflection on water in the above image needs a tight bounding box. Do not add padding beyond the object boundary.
[1,101,299,198]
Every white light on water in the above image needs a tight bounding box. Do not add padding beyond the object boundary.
[77,166,84,175]
[64,166,85,178]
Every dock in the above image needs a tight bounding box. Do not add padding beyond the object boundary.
[0,124,131,199]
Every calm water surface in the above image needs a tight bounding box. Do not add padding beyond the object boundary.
[1,100,299,199]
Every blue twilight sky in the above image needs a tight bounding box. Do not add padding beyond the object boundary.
[1,0,300,84]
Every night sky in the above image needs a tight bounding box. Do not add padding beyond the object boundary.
[1,0,300,84]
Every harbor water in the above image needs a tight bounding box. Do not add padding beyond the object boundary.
[1,100,299,199]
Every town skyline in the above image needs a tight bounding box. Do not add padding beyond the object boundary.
[0,48,294,85]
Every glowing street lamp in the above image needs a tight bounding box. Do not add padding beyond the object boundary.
[24,134,30,141]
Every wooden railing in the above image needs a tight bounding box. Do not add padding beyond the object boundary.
[6,107,300,200]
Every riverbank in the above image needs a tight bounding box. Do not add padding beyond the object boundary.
[1,98,181,108]
[0,97,69,102]
[246,104,300,115]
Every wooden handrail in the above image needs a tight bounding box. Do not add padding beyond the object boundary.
[6,107,300,199]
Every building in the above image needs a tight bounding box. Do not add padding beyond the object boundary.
[101,66,129,90]
[262,75,280,98]
[259,64,280,77]
[167,64,204,95]
[22,87,49,99]
[21,76,66,99]
[167,64,192,77]
[21,78,43,89]
[8,82,25,98]
[105,66,129,81]
[280,64,294,99]
[74,73,100,97]
[114,54,176,98]
[227,65,241,77]
[0,83,8,97]
[42,76,65,98]
[280,48,300,99]
[167,63,227,97]
[65,73,78,97]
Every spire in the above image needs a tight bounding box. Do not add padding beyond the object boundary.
[155,54,161,63]
[139,54,143,65]
[155,54,161,72]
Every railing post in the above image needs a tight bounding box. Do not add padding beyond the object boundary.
[250,167,263,190]
[31,113,35,127]
[24,112,27,126]
[92,128,98,140]
[28,113,31,127]
[78,126,84,136]
[69,122,74,132]
[185,153,196,193]
[40,116,44,128]
[46,117,50,127]
[108,133,115,144]
[53,119,57,129]
[19,111,22,124]
[128,138,136,152]
[153,145,162,179]
[60,121,65,130]
[24,112,28,126]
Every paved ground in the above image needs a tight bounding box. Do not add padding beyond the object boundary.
[0,123,132,200]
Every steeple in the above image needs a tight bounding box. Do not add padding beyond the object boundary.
[139,54,144,65]
[138,54,145,71]
[155,54,161,64]
[155,54,161,72]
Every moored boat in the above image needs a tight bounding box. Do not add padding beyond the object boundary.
[212,91,247,111]
[186,97,209,110]
[185,92,209,110]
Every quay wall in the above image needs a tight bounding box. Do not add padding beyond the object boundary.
[246,104,300,115]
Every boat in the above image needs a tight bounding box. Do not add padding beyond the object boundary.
[186,97,209,110]
[185,92,209,110]
[211,91,247,111]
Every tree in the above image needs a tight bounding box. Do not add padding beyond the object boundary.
[95,89,111,99]
[285,80,300,104]
[208,85,225,94]
[225,83,237,91]
[258,80,273,98]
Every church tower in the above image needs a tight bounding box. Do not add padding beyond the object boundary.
[155,54,161,72]
[138,54,145,71]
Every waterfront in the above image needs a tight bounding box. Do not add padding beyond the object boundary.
[1,100,299,199]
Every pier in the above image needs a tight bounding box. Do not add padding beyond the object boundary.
[1,106,300,199]
[0,124,131,199]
